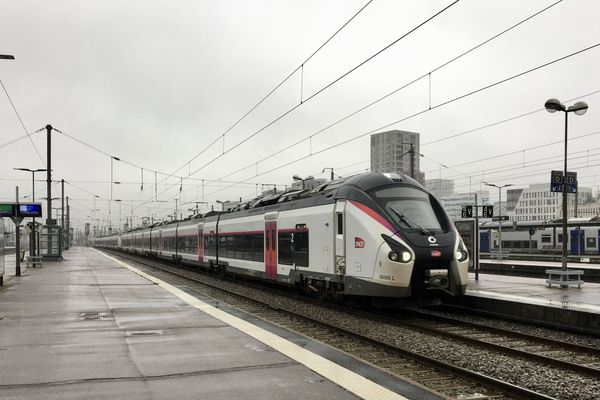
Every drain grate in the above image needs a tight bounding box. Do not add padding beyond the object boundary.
[80,312,109,321]
[125,330,163,337]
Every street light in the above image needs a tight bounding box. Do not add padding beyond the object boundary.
[293,175,314,190]
[483,182,513,257]
[322,168,334,181]
[13,167,47,256]
[545,98,589,275]
[110,156,120,200]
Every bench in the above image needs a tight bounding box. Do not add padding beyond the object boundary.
[26,255,43,268]
[490,250,510,260]
[546,269,584,288]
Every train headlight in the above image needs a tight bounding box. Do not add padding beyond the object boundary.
[455,250,467,262]
[455,239,468,262]
[401,251,412,262]
[388,250,412,263]
[382,234,413,263]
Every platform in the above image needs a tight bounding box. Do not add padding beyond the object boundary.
[457,272,600,334]
[0,247,439,400]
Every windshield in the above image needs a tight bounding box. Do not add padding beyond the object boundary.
[372,186,445,232]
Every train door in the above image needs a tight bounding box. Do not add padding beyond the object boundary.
[141,233,145,253]
[570,230,578,255]
[334,202,346,275]
[265,221,277,280]
[598,230,600,255]
[570,229,585,255]
[480,231,490,252]
[198,223,204,263]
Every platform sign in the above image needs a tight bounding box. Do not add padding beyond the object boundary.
[566,171,577,193]
[17,203,42,218]
[550,170,563,192]
[461,205,473,218]
[482,205,493,218]
[550,170,577,193]
[0,203,15,218]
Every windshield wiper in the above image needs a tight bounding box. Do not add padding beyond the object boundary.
[389,208,432,235]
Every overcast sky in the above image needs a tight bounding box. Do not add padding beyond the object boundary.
[1,0,599,231]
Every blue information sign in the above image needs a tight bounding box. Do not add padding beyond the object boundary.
[550,170,563,193]
[17,203,42,217]
[550,170,577,193]
[566,171,577,193]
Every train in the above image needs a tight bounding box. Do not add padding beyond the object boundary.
[93,172,470,305]
[479,219,600,256]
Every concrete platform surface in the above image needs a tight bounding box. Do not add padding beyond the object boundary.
[467,272,600,314]
[0,247,436,400]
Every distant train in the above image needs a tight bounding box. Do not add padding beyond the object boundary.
[93,172,469,305]
[478,219,600,255]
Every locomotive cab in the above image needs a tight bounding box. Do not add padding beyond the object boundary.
[336,172,469,300]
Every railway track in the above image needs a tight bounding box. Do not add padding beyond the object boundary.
[393,309,600,378]
[103,250,600,399]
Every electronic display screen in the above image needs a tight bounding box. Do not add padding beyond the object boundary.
[17,203,42,217]
[0,203,15,217]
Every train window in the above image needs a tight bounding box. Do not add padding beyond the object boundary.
[294,232,309,267]
[277,231,308,267]
[278,233,293,265]
[234,235,244,259]
[337,213,343,235]
[371,186,444,232]
[541,234,551,243]
[587,238,597,248]
[243,235,254,260]
[226,236,234,258]
[205,234,215,256]
[558,234,563,243]
[254,234,264,262]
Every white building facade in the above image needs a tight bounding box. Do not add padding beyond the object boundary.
[511,183,593,222]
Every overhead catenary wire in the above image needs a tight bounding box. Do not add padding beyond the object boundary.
[0,131,44,151]
[161,0,376,184]
[0,80,46,165]
[191,1,460,172]
[90,0,556,219]
[152,1,460,201]
[38,2,593,225]
[215,0,566,183]
[198,42,600,201]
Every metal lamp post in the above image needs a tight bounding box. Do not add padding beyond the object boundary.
[483,182,513,257]
[544,98,589,273]
[322,168,334,181]
[13,167,47,256]
[293,175,314,190]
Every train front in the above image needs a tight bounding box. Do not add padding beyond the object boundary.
[337,172,469,301]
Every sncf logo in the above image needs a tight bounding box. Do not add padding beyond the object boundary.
[431,249,442,257]
[354,237,365,248]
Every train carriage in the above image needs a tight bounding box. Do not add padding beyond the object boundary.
[479,218,600,256]
[94,172,470,303]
